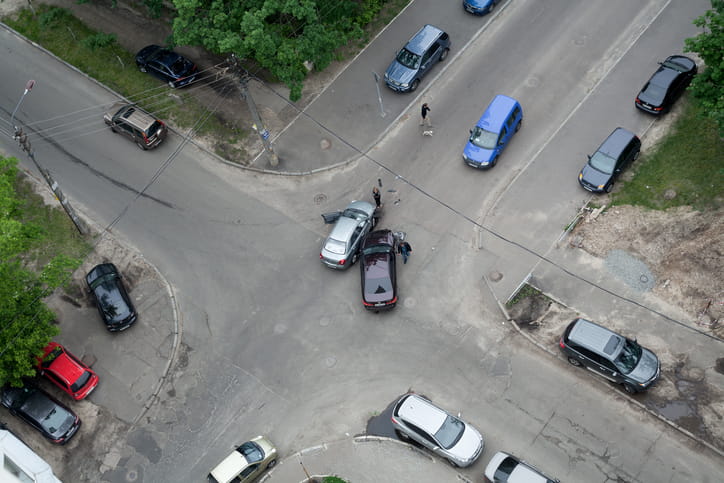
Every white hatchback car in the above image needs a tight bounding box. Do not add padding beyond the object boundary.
[208,436,277,483]
[391,393,483,467]
[484,451,558,482]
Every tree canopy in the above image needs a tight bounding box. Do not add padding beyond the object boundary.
[685,0,724,134]
[172,0,367,101]
[0,156,80,387]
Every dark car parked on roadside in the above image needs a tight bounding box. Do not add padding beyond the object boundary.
[578,127,640,193]
[135,45,198,88]
[559,318,660,393]
[635,55,697,115]
[1,385,81,444]
[103,102,167,150]
[86,263,137,332]
[384,24,450,93]
[360,230,397,311]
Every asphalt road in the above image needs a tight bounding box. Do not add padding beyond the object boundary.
[1,0,722,482]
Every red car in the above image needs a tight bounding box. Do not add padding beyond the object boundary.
[36,342,99,400]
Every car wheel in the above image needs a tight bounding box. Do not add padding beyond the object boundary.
[136,140,148,151]
[490,155,498,167]
[515,118,522,132]
[567,357,582,367]
[138,64,147,73]
[267,459,277,469]
[623,384,637,394]
[395,430,410,441]
[447,458,459,468]
[634,150,640,161]
[605,183,613,193]
[410,79,420,92]
[440,48,450,62]
[110,125,118,133]
[168,80,177,89]
[351,252,359,265]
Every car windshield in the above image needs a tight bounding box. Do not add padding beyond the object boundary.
[614,339,643,374]
[41,347,62,367]
[434,415,465,449]
[342,208,368,221]
[588,151,616,174]
[396,48,420,69]
[661,60,686,72]
[71,371,92,392]
[237,441,264,463]
[363,245,391,255]
[469,126,498,150]
[324,238,347,255]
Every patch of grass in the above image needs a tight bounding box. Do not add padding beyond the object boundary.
[506,283,543,308]
[12,174,91,271]
[612,100,723,211]
[3,5,246,151]
[323,477,349,483]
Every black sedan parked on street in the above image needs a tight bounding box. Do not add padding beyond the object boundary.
[1,384,81,444]
[635,55,697,115]
[86,263,137,332]
[360,230,397,311]
[135,45,198,88]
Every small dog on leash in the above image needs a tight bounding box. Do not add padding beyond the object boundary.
[422,129,434,137]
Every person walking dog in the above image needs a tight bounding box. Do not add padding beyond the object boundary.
[398,241,412,264]
[420,103,431,126]
[372,186,382,208]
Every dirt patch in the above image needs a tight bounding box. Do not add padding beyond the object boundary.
[572,204,724,328]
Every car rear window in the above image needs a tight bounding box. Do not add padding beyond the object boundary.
[495,455,519,479]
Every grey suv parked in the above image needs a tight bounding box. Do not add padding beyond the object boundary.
[559,318,660,393]
[384,24,451,92]
[578,127,640,193]
[103,102,167,150]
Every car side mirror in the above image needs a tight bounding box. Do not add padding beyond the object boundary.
[469,129,473,134]
[587,154,592,160]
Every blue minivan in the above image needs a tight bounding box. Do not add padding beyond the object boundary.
[463,95,523,169]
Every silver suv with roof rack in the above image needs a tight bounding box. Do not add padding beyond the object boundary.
[559,318,660,393]
[103,102,167,150]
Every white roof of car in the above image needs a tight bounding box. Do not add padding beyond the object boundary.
[398,394,447,434]
[484,451,553,483]
[209,450,249,483]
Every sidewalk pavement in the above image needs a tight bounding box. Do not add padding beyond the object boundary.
[262,436,472,483]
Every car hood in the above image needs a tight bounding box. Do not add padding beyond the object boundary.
[385,61,416,85]
[449,424,483,464]
[580,163,611,189]
[463,142,495,164]
[628,348,660,384]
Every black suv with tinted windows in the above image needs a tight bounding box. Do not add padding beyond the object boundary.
[578,127,640,193]
[559,318,660,393]
[103,102,167,150]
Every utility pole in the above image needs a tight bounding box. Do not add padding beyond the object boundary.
[228,55,279,167]
[10,80,88,235]
[14,128,88,236]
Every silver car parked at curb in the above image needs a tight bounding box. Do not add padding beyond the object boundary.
[391,393,484,467]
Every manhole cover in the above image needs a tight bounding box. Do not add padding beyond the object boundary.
[320,138,332,150]
[314,193,327,204]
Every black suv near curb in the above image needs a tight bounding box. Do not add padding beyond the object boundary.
[559,318,660,393]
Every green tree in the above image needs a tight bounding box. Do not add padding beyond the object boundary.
[172,0,363,101]
[685,0,724,134]
[0,156,76,387]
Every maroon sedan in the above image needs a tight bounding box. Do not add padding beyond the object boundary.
[359,230,398,311]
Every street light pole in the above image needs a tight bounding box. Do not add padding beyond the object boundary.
[372,71,386,118]
[9,80,88,235]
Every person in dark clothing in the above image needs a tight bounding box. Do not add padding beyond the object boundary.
[398,241,412,264]
[372,186,382,208]
[420,103,431,126]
